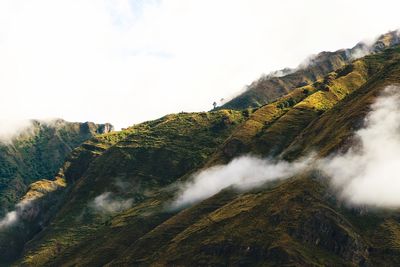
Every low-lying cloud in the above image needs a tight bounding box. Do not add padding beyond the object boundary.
[0,119,33,143]
[0,200,32,230]
[91,192,133,214]
[0,211,18,229]
[173,85,400,209]
[0,118,79,143]
[319,85,400,207]
[172,156,313,208]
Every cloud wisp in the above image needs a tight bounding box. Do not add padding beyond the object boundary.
[172,86,400,209]
[0,200,32,230]
[0,211,18,230]
[0,119,33,143]
[0,118,74,143]
[171,156,314,208]
[91,192,133,214]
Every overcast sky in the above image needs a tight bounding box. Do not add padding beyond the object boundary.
[0,0,399,131]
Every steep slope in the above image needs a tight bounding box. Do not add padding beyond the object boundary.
[221,30,400,110]
[9,111,247,266]
[207,49,390,165]
[110,175,369,266]
[107,46,400,266]
[6,42,400,266]
[0,119,113,216]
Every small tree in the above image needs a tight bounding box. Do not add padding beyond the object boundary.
[213,101,217,109]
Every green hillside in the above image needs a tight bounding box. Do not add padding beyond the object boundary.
[108,47,400,265]
[221,30,400,110]
[2,111,247,265]
[107,46,400,266]
[0,120,112,216]
[3,38,400,266]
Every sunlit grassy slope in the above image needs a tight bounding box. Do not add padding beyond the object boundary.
[7,46,400,266]
[222,30,400,110]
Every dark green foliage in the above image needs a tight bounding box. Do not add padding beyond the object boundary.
[0,120,111,216]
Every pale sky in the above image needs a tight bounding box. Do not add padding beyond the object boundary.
[0,0,399,132]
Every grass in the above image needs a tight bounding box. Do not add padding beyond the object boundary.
[16,110,247,266]
[8,44,400,266]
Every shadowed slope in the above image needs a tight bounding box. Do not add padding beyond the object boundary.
[0,120,112,216]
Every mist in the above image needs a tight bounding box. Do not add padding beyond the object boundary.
[319,85,400,207]
[0,211,17,230]
[173,86,400,209]
[0,119,33,143]
[171,156,313,208]
[0,200,31,230]
[91,192,133,214]
[0,118,71,143]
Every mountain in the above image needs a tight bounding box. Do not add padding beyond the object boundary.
[221,30,400,110]
[0,111,247,264]
[3,33,400,266]
[0,119,113,217]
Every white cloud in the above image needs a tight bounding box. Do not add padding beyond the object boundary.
[319,86,400,208]
[173,86,400,209]
[172,155,313,208]
[0,211,18,230]
[0,119,33,142]
[91,192,133,213]
[0,0,399,130]
[0,200,32,230]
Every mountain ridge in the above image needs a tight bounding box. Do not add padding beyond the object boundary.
[3,34,400,266]
[221,30,400,110]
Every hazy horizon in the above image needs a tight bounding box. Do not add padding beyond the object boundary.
[0,0,399,133]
